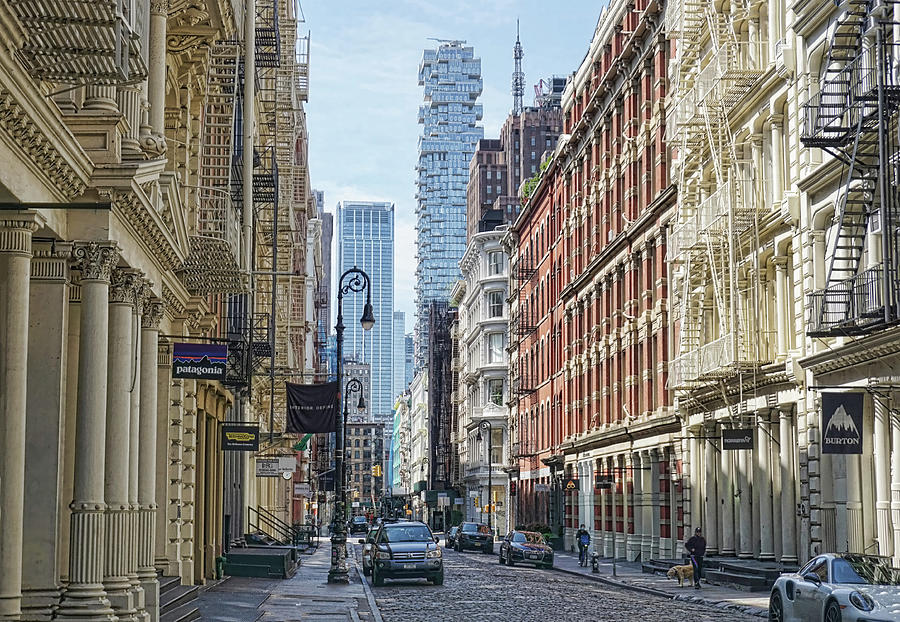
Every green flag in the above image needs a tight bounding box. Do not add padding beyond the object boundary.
[293,433,313,452]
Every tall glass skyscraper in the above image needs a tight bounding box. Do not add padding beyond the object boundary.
[415,41,483,367]
[392,311,407,400]
[336,201,395,426]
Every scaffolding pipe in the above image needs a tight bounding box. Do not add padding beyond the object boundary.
[242,0,256,272]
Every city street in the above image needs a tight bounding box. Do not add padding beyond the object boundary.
[364,545,762,622]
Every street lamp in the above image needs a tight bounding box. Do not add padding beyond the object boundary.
[477,420,493,531]
[328,267,375,585]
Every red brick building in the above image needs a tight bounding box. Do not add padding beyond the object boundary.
[508,0,679,561]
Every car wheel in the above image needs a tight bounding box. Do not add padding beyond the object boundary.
[455,542,461,553]
[372,567,384,587]
[498,550,504,564]
[506,554,515,567]
[432,570,444,586]
[824,600,841,622]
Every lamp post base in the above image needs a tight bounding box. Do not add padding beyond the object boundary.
[327,532,350,584]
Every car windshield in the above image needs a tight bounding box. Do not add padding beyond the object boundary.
[352,517,367,523]
[382,525,433,542]
[461,523,490,534]
[512,531,545,544]
[833,556,900,585]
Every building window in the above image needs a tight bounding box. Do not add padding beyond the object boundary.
[531,136,536,146]
[488,251,503,275]
[531,165,536,174]
[497,171,502,180]
[487,170,492,180]
[531,151,536,160]
[355,450,360,459]
[488,291,504,317]
[496,185,501,194]
[487,332,505,363]
[488,378,504,405]
[487,185,492,194]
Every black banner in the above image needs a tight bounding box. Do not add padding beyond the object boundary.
[286,381,338,433]
[172,343,227,381]
[822,392,864,454]
[722,428,754,450]
[221,424,260,451]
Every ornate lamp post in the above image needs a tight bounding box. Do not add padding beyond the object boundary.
[478,420,493,531]
[328,267,375,584]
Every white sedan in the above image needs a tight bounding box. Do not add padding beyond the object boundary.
[768,553,900,622]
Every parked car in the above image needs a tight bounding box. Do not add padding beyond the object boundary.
[370,520,443,587]
[445,525,459,548]
[349,515,369,535]
[768,553,900,622]
[359,526,379,576]
[455,522,493,554]
[499,530,554,568]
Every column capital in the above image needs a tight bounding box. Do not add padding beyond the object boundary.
[0,212,43,255]
[150,0,168,15]
[772,256,789,270]
[73,241,118,282]
[769,113,785,128]
[31,243,73,281]
[142,301,164,330]
[109,268,141,304]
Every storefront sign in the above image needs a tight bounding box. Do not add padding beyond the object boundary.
[594,478,613,490]
[564,478,578,491]
[220,424,260,451]
[294,483,311,496]
[172,343,227,381]
[534,483,550,492]
[256,458,281,477]
[822,392,864,454]
[721,428,754,450]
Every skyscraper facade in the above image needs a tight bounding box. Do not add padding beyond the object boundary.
[404,333,414,388]
[415,40,483,367]
[392,311,407,400]
[336,201,395,426]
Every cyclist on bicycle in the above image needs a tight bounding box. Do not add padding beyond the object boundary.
[576,524,591,566]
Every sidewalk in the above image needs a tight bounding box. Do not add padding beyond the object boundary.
[551,550,768,619]
[197,542,382,622]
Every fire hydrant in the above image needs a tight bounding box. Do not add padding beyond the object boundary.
[591,551,600,573]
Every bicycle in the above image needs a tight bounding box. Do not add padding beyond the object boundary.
[578,543,588,566]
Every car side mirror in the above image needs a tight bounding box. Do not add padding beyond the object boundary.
[358,539,365,544]
[802,573,822,586]
[434,536,440,543]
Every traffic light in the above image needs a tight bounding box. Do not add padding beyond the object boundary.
[372,464,382,477]
[509,481,517,496]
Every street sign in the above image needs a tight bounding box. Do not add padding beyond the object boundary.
[352,501,360,508]
[721,428,754,450]
[294,483,311,496]
[221,424,259,451]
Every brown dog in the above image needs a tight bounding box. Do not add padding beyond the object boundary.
[665,564,694,587]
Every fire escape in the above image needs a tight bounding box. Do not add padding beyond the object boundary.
[667,0,768,389]
[802,0,900,336]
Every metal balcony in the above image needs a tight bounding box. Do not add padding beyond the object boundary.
[179,190,245,295]
[808,265,892,336]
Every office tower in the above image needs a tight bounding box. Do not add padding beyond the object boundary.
[404,333,414,388]
[415,40,483,367]
[336,200,395,426]
[392,311,407,399]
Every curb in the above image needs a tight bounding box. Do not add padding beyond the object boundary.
[356,558,384,622]
[552,566,767,618]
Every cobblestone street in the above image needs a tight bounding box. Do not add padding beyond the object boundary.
[365,546,762,622]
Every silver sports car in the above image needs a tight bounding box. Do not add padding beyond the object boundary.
[768,553,900,622]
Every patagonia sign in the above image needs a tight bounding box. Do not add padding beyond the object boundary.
[221,424,260,451]
[172,343,227,381]
[721,428,754,450]
[822,392,864,454]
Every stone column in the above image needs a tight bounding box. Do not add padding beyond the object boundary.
[773,257,789,358]
[874,397,892,556]
[780,407,799,564]
[0,214,41,621]
[117,86,143,158]
[83,86,118,113]
[641,451,653,560]
[138,302,162,621]
[737,444,753,558]
[629,452,643,561]
[757,413,775,560]
[129,282,148,622]
[690,432,702,536]
[57,242,118,622]
[649,449,661,558]
[704,431,719,555]
[891,394,900,565]
[609,459,619,558]
[720,432,735,556]
[143,0,168,156]
[103,270,138,622]
[770,115,785,206]
[22,247,71,622]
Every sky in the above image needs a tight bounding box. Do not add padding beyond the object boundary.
[302,1,602,332]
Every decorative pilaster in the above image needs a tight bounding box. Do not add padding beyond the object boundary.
[641,450,653,560]
[628,452,642,562]
[129,280,149,622]
[138,302,162,621]
[720,430,735,556]
[0,214,42,622]
[57,241,118,622]
[649,449,661,559]
[891,393,900,565]
[22,246,72,622]
[143,0,168,157]
[103,269,139,622]
[772,257,789,358]
[704,430,719,555]
[757,413,775,560]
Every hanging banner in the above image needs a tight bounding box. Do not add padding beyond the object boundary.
[722,428,754,450]
[172,342,227,381]
[286,381,339,433]
[822,392,864,454]
[221,424,260,451]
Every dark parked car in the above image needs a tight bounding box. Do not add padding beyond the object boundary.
[455,522,493,554]
[445,526,459,548]
[499,530,554,568]
[349,515,369,535]
[358,526,378,575]
[370,520,444,586]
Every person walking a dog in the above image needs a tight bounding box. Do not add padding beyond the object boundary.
[685,527,706,589]
[576,524,591,566]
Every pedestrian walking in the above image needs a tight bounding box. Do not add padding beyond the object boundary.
[576,524,591,566]
[685,527,706,589]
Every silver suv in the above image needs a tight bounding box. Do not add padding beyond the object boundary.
[370,520,443,586]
